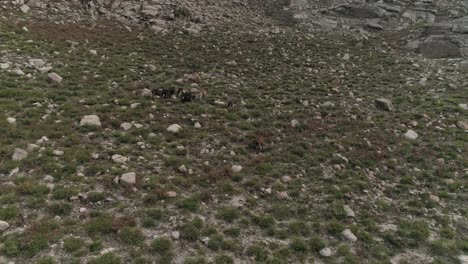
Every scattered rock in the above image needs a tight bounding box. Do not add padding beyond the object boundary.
[458,255,468,264]
[53,150,64,156]
[6,117,16,124]
[167,124,182,133]
[12,148,28,161]
[120,172,136,186]
[79,115,101,127]
[344,205,355,218]
[20,4,30,13]
[290,119,300,128]
[0,220,9,232]
[403,130,418,140]
[375,98,394,111]
[342,229,357,242]
[276,191,289,200]
[112,154,128,164]
[178,165,187,173]
[320,247,332,257]
[47,72,63,83]
[379,223,398,232]
[231,165,243,173]
[120,122,133,131]
[194,122,202,128]
[168,231,180,241]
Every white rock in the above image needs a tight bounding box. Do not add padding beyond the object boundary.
[342,229,357,242]
[47,72,63,83]
[282,176,291,183]
[167,124,182,133]
[171,231,180,240]
[194,122,201,128]
[459,103,467,110]
[342,53,350,60]
[12,68,25,76]
[53,150,64,156]
[12,148,28,161]
[178,165,187,173]
[320,247,332,257]
[79,208,87,213]
[27,143,39,151]
[9,167,19,176]
[231,165,243,173]
[344,205,355,218]
[120,122,133,131]
[20,4,29,13]
[120,172,136,186]
[80,115,101,127]
[130,103,141,109]
[403,130,418,140]
[458,255,468,264]
[112,154,127,164]
[379,223,398,232]
[0,63,10,69]
[0,220,9,231]
[321,101,335,107]
[43,175,54,182]
[89,50,97,55]
[290,119,300,127]
[6,117,16,124]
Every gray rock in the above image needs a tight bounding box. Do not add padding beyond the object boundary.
[120,172,136,186]
[167,124,182,133]
[344,205,355,218]
[404,130,418,140]
[47,72,63,83]
[0,220,9,231]
[458,255,468,264]
[7,117,16,124]
[231,165,243,173]
[342,229,357,242]
[320,247,332,257]
[120,122,133,131]
[12,148,28,161]
[20,4,30,13]
[375,98,394,111]
[80,115,101,127]
[112,154,128,164]
[419,35,468,58]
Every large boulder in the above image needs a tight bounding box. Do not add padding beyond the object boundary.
[419,35,468,58]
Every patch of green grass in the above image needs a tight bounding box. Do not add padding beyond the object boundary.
[89,253,122,264]
[216,207,241,223]
[118,227,145,245]
[63,237,86,253]
[151,237,173,254]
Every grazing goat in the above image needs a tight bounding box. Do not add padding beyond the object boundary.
[255,131,265,152]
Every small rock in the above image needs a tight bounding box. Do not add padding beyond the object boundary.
[459,104,467,110]
[6,117,16,124]
[458,255,468,264]
[167,124,182,133]
[165,191,177,198]
[141,89,152,97]
[231,165,243,173]
[344,205,355,218]
[43,175,54,182]
[47,72,63,83]
[282,176,291,183]
[178,165,187,173]
[53,150,64,156]
[403,130,418,140]
[20,4,30,13]
[79,208,87,213]
[172,231,180,240]
[112,154,127,164]
[379,223,398,232]
[12,148,28,161]
[321,101,335,107]
[342,229,357,242]
[27,143,39,151]
[89,49,97,55]
[375,98,394,111]
[194,122,201,128]
[290,119,300,127]
[120,122,133,131]
[79,115,101,127]
[342,53,350,60]
[0,220,9,231]
[320,247,332,257]
[120,172,136,186]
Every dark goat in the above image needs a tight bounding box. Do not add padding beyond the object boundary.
[180,92,196,103]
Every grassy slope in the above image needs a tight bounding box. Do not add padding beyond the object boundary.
[0,11,467,264]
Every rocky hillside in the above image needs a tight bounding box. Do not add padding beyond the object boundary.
[0,0,467,264]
